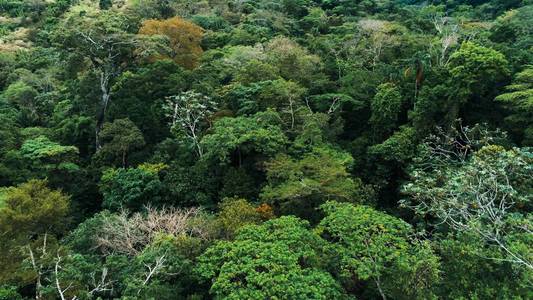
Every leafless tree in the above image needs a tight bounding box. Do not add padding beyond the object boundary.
[164,91,217,157]
[96,206,213,256]
[358,19,396,68]
[431,15,459,66]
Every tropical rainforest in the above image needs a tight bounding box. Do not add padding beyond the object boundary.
[0,0,532,299]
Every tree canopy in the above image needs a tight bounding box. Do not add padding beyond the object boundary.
[0,0,531,298]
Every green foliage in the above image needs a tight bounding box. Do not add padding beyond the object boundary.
[201,110,288,164]
[262,146,369,219]
[264,36,327,89]
[65,210,113,255]
[0,180,69,283]
[219,167,259,200]
[3,81,43,124]
[96,118,146,167]
[402,144,533,270]
[0,285,22,300]
[370,83,403,139]
[224,79,307,122]
[0,0,531,298]
[197,216,348,299]
[435,232,533,299]
[163,161,218,207]
[20,135,79,170]
[164,90,217,157]
[121,236,199,299]
[449,42,510,97]
[0,179,69,240]
[100,167,163,212]
[217,197,262,238]
[317,202,441,299]
[368,126,418,164]
[495,67,533,145]
[109,60,188,144]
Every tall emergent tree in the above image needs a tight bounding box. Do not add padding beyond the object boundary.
[53,4,166,149]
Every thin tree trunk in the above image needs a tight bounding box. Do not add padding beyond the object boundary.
[374,277,387,300]
[96,71,111,150]
[122,150,127,168]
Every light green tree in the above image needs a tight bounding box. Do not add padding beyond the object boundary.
[0,180,70,289]
[197,216,350,299]
[261,146,370,220]
[317,201,440,300]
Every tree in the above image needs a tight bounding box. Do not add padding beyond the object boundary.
[317,201,440,300]
[2,81,40,124]
[121,235,200,299]
[96,118,145,167]
[369,82,403,139]
[0,180,70,285]
[108,60,188,145]
[402,132,532,271]
[430,14,460,67]
[54,5,165,149]
[163,91,217,158]
[200,110,288,165]
[264,36,327,89]
[449,42,510,98]
[217,197,262,239]
[490,5,533,66]
[196,216,349,299]
[368,126,418,165]
[67,206,214,257]
[0,179,69,245]
[0,285,22,300]
[223,79,307,129]
[139,16,204,69]
[356,19,406,68]
[261,146,370,220]
[50,252,113,300]
[99,166,163,212]
[495,67,533,146]
[20,135,79,172]
[435,231,532,299]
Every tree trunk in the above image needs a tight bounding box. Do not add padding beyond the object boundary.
[96,71,111,150]
[374,277,387,300]
[122,150,127,168]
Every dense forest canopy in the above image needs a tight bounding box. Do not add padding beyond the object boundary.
[0,0,532,299]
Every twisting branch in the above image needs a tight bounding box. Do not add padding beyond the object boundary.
[402,123,531,270]
[142,255,166,286]
[54,254,77,300]
[88,267,113,296]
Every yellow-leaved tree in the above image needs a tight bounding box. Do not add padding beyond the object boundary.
[139,16,204,69]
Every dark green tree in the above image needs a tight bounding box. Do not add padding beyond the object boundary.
[96,118,145,168]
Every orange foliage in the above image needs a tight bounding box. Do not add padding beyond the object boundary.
[256,203,274,220]
[139,16,204,69]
